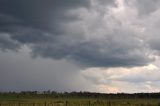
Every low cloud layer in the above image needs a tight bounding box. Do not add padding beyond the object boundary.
[81,65,160,93]
[1,0,160,92]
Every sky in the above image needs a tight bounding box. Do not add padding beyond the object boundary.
[1,0,160,93]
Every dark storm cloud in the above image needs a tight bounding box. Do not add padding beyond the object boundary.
[0,33,20,51]
[67,40,150,67]
[0,0,90,32]
[0,0,153,67]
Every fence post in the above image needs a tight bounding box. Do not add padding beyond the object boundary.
[89,101,91,106]
[108,101,111,106]
[45,101,47,106]
[66,101,68,106]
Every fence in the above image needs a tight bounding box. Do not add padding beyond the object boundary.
[0,100,159,106]
[0,101,113,106]
[0,101,92,106]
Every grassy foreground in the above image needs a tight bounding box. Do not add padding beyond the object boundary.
[1,98,160,106]
[0,92,160,106]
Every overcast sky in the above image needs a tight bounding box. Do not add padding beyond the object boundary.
[1,0,160,93]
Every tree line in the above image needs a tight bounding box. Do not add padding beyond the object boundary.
[0,91,160,99]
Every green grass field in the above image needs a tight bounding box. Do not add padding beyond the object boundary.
[0,98,160,106]
[0,92,160,106]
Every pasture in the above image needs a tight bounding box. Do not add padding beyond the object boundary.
[0,92,160,106]
[0,98,160,106]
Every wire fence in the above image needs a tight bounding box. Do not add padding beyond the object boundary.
[0,101,113,106]
[0,100,160,106]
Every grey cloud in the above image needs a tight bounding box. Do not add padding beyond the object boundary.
[148,37,160,51]
[96,0,115,6]
[131,0,160,16]
[29,26,151,67]
[0,0,153,67]
[141,9,160,53]
[1,0,160,93]
[0,50,95,92]
[81,67,160,92]
[112,75,160,83]
[0,33,20,51]
[0,14,21,25]
[67,40,150,67]
[0,0,91,32]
